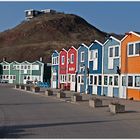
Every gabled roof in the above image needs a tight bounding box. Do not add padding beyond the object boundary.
[89,40,103,49]
[59,48,67,54]
[32,60,44,65]
[103,36,121,46]
[10,61,20,65]
[121,31,140,42]
[78,43,89,50]
[68,46,77,53]
[0,61,10,65]
[21,61,31,65]
[52,50,59,57]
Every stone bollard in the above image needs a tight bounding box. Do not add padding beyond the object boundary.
[31,86,40,93]
[45,90,53,96]
[20,84,25,90]
[89,98,102,108]
[25,85,31,91]
[57,92,66,98]
[71,94,82,102]
[15,84,20,89]
[109,102,125,114]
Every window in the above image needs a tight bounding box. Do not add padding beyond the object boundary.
[128,44,134,55]
[16,65,20,70]
[24,65,27,69]
[71,54,74,63]
[95,51,98,58]
[80,66,84,73]
[122,76,126,86]
[115,47,119,57]
[135,43,140,55]
[114,76,118,86]
[109,48,113,57]
[78,76,80,83]
[62,56,65,65]
[21,65,24,70]
[13,75,16,80]
[72,75,75,82]
[56,57,58,64]
[89,75,93,84]
[81,52,85,62]
[32,65,39,70]
[128,76,133,87]
[94,76,97,85]
[90,50,94,60]
[109,76,113,85]
[98,75,102,85]
[28,65,30,69]
[104,76,108,85]
[3,65,9,70]
[81,76,84,83]
[135,76,140,87]
[68,75,71,82]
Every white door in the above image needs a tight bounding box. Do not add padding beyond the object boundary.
[93,50,98,70]
[108,58,114,69]
[23,76,27,84]
[120,75,127,98]
[108,76,113,97]
[93,75,97,95]
[70,74,75,91]
[77,75,81,92]
[52,74,57,88]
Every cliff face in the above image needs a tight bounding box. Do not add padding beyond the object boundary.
[0,12,108,62]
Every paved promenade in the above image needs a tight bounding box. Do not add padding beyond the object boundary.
[0,84,140,138]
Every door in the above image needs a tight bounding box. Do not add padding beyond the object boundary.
[23,75,27,84]
[93,50,98,70]
[108,76,113,97]
[93,75,97,95]
[120,75,127,98]
[52,74,57,88]
[70,74,75,91]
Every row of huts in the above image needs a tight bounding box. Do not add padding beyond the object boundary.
[0,60,51,84]
[51,31,140,100]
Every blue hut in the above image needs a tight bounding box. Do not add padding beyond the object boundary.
[51,50,59,89]
[77,43,89,93]
[102,36,122,97]
[88,40,103,95]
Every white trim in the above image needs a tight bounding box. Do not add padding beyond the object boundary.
[127,41,140,57]
[77,43,88,51]
[67,46,77,52]
[104,36,121,46]
[121,31,140,42]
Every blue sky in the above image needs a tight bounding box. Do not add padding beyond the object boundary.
[0,2,140,34]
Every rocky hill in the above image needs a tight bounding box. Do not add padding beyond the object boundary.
[0,12,120,62]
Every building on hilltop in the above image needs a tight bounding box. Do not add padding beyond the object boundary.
[25,9,56,20]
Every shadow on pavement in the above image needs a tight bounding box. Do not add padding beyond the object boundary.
[0,119,112,138]
[0,101,65,106]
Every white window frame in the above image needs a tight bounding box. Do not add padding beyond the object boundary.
[108,45,120,58]
[127,74,140,89]
[71,54,74,64]
[127,41,140,57]
[81,51,85,62]
[62,56,65,65]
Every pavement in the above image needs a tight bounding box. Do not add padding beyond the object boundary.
[0,83,140,138]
